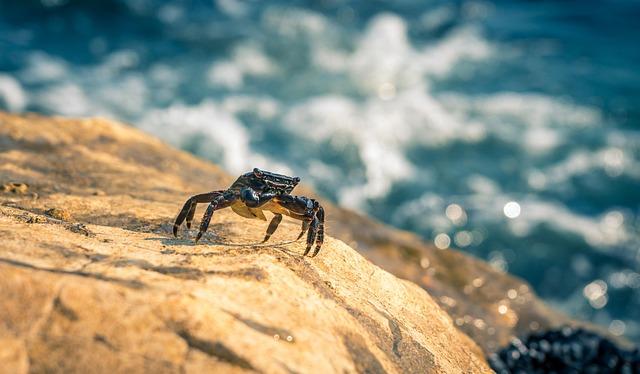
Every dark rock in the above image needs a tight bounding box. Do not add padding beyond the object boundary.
[489,327,640,373]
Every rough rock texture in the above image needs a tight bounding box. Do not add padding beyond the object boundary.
[489,327,640,373]
[0,112,491,373]
[325,205,568,353]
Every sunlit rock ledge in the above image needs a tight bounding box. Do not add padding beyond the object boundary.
[3,111,623,372]
[0,112,492,373]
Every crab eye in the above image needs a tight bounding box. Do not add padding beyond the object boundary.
[293,177,301,184]
[253,168,263,178]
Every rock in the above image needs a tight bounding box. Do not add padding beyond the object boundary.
[1,182,29,194]
[45,207,72,221]
[489,327,640,373]
[0,112,624,356]
[324,207,569,352]
[0,112,491,372]
[0,336,29,374]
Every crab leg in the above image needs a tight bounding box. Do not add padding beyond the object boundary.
[268,194,325,256]
[173,191,224,237]
[240,187,281,208]
[195,194,237,243]
[303,216,319,256]
[311,206,325,257]
[276,209,309,240]
[262,213,283,243]
[296,220,310,240]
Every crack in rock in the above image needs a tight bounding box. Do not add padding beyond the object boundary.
[176,329,258,372]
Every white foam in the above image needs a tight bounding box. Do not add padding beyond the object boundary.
[467,174,501,195]
[36,82,91,116]
[19,52,68,83]
[208,61,244,89]
[543,146,639,186]
[391,191,450,231]
[348,13,416,93]
[233,43,277,76]
[0,74,27,112]
[271,12,498,207]
[139,100,252,174]
[220,95,280,121]
[418,26,492,78]
[312,46,350,73]
[282,76,516,205]
[138,100,291,177]
[282,95,418,207]
[148,63,181,102]
[440,91,604,155]
[94,49,140,79]
[347,13,492,93]
[95,74,148,118]
[216,0,249,18]
[207,42,277,89]
[466,93,601,127]
[512,199,631,247]
[523,126,561,154]
[462,190,635,249]
[419,5,456,32]
[262,7,330,37]
[158,4,183,24]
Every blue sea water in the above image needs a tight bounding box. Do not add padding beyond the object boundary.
[1,0,639,343]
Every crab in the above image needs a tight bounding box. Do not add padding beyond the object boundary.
[173,168,325,257]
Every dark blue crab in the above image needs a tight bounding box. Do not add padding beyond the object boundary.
[173,168,325,257]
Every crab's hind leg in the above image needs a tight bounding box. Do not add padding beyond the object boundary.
[296,220,310,240]
[304,216,319,256]
[262,213,283,243]
[311,206,325,257]
[270,194,325,257]
[195,193,237,243]
[173,191,224,237]
[282,210,309,240]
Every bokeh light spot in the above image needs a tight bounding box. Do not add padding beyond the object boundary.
[434,233,451,249]
[608,320,626,336]
[503,201,521,219]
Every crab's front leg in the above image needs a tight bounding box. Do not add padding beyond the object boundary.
[195,191,237,243]
[262,213,283,243]
[174,190,225,237]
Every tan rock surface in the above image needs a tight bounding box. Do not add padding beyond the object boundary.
[326,211,569,352]
[0,112,491,373]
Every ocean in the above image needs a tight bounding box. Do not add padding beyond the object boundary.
[1,0,639,343]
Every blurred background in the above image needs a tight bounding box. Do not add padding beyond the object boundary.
[1,0,639,343]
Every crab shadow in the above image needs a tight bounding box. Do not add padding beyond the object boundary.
[145,221,305,257]
[0,257,146,289]
[143,236,303,258]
